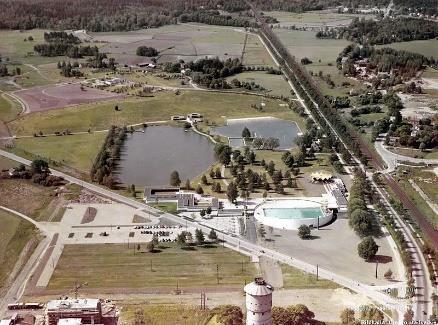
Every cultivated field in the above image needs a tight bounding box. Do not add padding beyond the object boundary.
[242,34,276,67]
[0,93,21,122]
[9,91,296,135]
[13,132,107,172]
[376,39,438,60]
[0,208,38,289]
[14,84,124,113]
[48,243,258,290]
[94,24,248,65]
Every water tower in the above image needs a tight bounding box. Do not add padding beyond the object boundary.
[244,277,274,325]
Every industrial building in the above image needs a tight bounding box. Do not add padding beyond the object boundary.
[244,277,274,325]
[46,299,102,325]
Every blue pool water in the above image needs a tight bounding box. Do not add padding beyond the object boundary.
[263,207,324,219]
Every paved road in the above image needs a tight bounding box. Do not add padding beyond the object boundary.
[0,149,403,321]
[0,206,54,317]
[375,140,438,173]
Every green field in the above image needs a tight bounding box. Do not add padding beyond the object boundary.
[376,39,438,60]
[9,91,297,135]
[0,92,22,122]
[48,243,259,290]
[0,208,38,288]
[275,30,351,64]
[226,71,293,97]
[264,10,373,26]
[13,132,107,172]
[242,34,276,67]
[281,264,339,289]
[0,156,18,170]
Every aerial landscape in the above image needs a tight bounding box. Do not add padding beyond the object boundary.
[0,0,437,324]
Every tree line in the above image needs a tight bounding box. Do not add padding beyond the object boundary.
[317,17,438,45]
[90,125,127,189]
[188,57,243,89]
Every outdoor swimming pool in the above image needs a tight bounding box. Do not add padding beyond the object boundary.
[254,198,333,230]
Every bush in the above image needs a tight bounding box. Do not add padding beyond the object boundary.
[298,224,311,239]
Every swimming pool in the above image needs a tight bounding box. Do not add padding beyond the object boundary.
[263,207,324,220]
[254,199,333,230]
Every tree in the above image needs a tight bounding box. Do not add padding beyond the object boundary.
[184,179,191,190]
[152,234,159,246]
[360,306,383,322]
[227,182,238,203]
[384,269,393,280]
[358,237,379,261]
[258,225,266,238]
[208,229,218,242]
[403,308,414,323]
[340,308,356,324]
[195,228,205,245]
[176,232,186,247]
[298,224,311,239]
[146,241,155,252]
[170,170,181,186]
[215,167,222,179]
[136,46,158,57]
[242,127,251,139]
[196,185,204,195]
[31,159,49,174]
[272,304,315,325]
[201,174,208,185]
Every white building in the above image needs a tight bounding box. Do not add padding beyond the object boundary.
[244,277,274,325]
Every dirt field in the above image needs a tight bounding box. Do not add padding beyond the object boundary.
[13,84,124,113]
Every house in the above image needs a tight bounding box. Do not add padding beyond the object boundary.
[187,112,203,122]
[171,115,186,121]
[177,192,219,211]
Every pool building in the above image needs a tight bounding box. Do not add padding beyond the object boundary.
[253,198,334,230]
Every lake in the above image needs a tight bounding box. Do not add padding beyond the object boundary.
[117,125,216,186]
[211,117,301,149]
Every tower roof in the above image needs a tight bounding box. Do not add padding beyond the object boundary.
[244,277,274,296]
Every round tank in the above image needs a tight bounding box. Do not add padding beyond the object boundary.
[244,277,274,325]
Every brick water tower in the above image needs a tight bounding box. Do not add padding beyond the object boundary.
[244,277,274,325]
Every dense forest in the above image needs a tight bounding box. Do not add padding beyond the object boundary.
[44,31,80,44]
[179,11,258,28]
[317,17,438,45]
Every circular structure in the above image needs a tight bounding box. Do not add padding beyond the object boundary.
[254,199,333,230]
[244,277,274,325]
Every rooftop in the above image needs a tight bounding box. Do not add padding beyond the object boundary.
[244,277,274,296]
[46,299,100,311]
[58,319,82,325]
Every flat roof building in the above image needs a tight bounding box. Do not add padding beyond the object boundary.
[46,299,101,325]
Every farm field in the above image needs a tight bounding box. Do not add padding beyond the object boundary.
[264,10,374,28]
[14,84,124,113]
[0,208,38,289]
[225,71,293,97]
[47,243,258,290]
[274,30,351,64]
[376,39,438,60]
[242,34,276,67]
[0,156,18,170]
[13,132,107,172]
[9,91,297,135]
[94,23,248,66]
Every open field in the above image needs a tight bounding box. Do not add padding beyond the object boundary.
[94,23,247,65]
[0,156,18,170]
[0,179,56,221]
[225,71,293,97]
[281,264,340,289]
[14,83,124,113]
[0,92,21,122]
[242,34,276,67]
[47,243,258,290]
[376,39,438,60]
[264,10,374,28]
[9,91,296,135]
[13,132,107,172]
[0,208,38,289]
[274,30,351,64]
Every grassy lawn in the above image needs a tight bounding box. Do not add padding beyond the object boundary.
[0,92,22,122]
[13,132,107,172]
[149,202,178,214]
[0,179,56,221]
[264,10,372,26]
[225,71,294,97]
[10,91,296,135]
[120,302,213,325]
[281,264,340,289]
[0,208,38,288]
[48,243,258,290]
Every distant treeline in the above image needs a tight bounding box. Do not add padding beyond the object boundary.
[90,126,127,189]
[44,31,80,44]
[188,57,243,89]
[34,43,99,58]
[179,11,258,28]
[317,17,438,45]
